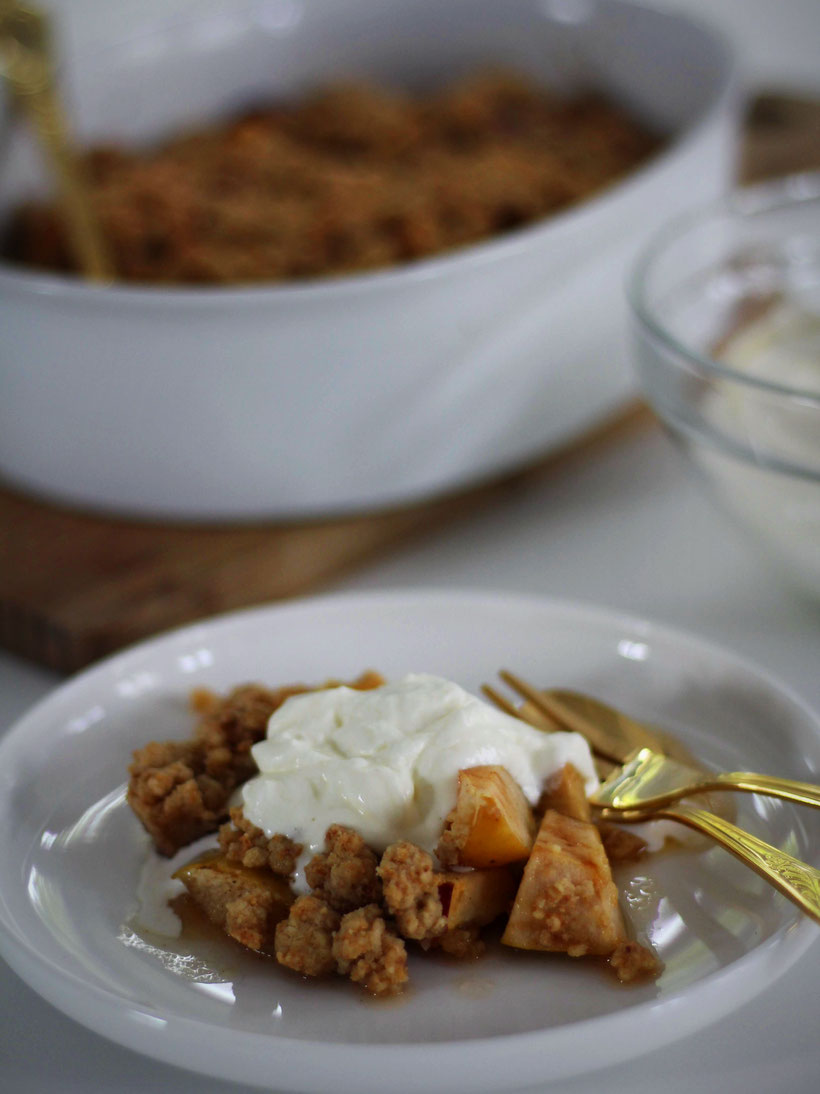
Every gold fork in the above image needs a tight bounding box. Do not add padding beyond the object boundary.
[484,670,820,925]
[591,745,820,812]
[486,672,820,809]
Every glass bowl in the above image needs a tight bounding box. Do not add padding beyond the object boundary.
[630,173,820,598]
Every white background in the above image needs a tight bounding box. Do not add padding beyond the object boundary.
[41,0,820,94]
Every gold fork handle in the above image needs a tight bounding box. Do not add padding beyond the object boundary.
[647,802,820,925]
[710,772,820,810]
[1,1,113,280]
[14,82,112,280]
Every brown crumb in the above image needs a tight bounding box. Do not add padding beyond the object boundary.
[434,817,461,870]
[224,891,277,952]
[275,894,341,977]
[422,925,486,960]
[596,821,648,864]
[305,824,382,912]
[188,687,220,715]
[609,939,662,982]
[379,842,446,941]
[333,904,408,996]
[219,807,302,876]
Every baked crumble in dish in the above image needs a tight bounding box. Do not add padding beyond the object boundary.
[127,672,660,998]
[6,71,659,284]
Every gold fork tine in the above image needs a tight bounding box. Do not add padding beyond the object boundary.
[481,682,560,728]
[494,672,820,813]
[487,671,820,924]
[485,678,615,779]
[548,689,672,760]
[498,670,625,764]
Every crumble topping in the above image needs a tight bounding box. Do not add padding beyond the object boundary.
[5,72,659,285]
[128,683,308,855]
[379,842,447,942]
[333,904,409,996]
[304,824,382,913]
[275,894,341,978]
[610,939,662,983]
[219,806,303,876]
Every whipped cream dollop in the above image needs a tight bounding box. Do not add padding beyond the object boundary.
[719,299,820,394]
[240,673,597,890]
[699,298,820,596]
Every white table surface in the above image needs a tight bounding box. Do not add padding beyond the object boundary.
[3,2,820,1090]
[2,420,819,1094]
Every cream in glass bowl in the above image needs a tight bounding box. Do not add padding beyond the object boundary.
[630,173,820,598]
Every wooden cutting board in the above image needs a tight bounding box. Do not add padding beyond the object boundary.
[2,94,818,673]
[0,405,653,672]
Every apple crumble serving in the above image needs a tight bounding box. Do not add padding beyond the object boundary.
[6,71,659,284]
[128,673,659,997]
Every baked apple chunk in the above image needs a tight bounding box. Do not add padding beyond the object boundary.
[502,808,627,957]
[437,764,536,868]
[174,852,294,952]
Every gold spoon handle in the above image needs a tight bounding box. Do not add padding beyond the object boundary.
[606,801,820,925]
[711,771,820,809]
[0,1,113,280]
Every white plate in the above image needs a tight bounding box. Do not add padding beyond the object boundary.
[0,590,818,1093]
